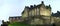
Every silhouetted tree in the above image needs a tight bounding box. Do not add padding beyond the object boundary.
[1,20,8,26]
[52,23,56,26]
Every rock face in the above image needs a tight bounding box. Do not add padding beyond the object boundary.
[27,16,51,25]
[30,18,44,25]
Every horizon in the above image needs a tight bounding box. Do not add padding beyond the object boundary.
[0,0,60,21]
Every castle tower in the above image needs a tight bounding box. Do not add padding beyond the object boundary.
[22,6,29,20]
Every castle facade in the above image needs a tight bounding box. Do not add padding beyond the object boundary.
[22,1,52,25]
[8,1,60,25]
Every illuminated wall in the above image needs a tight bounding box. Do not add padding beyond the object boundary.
[40,7,51,16]
[22,9,29,19]
[31,9,35,16]
[34,8,37,16]
[36,8,40,15]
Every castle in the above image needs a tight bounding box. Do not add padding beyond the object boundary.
[22,1,51,25]
[8,1,60,25]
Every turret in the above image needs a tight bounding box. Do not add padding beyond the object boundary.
[25,6,29,9]
[40,1,45,7]
[49,4,51,9]
[24,6,29,11]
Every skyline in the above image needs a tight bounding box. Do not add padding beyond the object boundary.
[0,0,60,21]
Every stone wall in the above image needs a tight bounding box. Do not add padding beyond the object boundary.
[26,16,51,25]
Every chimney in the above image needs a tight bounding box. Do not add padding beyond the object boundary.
[34,4,36,7]
[30,5,33,8]
[49,4,50,7]
[41,1,44,4]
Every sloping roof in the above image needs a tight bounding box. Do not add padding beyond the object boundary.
[52,11,60,17]
[9,16,22,19]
